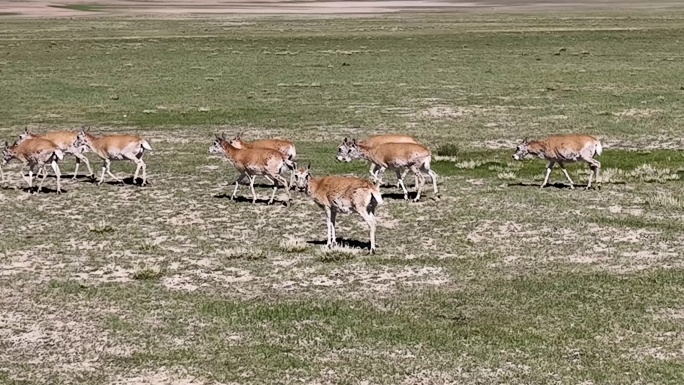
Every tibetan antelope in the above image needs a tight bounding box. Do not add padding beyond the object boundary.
[2,138,63,193]
[209,133,292,205]
[73,128,152,186]
[17,128,94,179]
[512,134,602,189]
[338,138,439,202]
[228,132,297,188]
[337,134,422,185]
[293,163,383,253]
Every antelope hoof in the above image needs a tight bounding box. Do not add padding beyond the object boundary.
[370,248,376,255]
[412,197,421,203]
[569,185,575,190]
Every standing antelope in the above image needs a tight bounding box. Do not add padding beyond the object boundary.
[209,133,292,205]
[337,134,422,185]
[17,128,94,179]
[2,138,63,193]
[338,138,439,202]
[227,132,297,188]
[512,134,602,189]
[293,163,383,253]
[73,128,152,186]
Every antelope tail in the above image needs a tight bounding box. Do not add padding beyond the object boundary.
[595,141,603,157]
[54,149,64,161]
[370,188,384,206]
[142,140,152,151]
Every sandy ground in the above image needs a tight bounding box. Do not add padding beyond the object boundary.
[1,0,683,17]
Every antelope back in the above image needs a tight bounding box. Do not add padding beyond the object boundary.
[362,134,418,148]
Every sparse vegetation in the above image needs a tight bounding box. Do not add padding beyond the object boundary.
[646,190,684,209]
[131,266,164,280]
[315,246,360,262]
[436,142,459,157]
[222,247,268,261]
[278,238,308,253]
[2,9,684,385]
[454,159,484,169]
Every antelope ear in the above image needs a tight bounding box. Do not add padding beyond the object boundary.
[4,141,8,147]
[522,137,529,144]
[343,137,348,143]
[221,132,227,139]
[24,127,28,133]
[307,162,311,170]
[238,132,243,138]
[352,139,357,145]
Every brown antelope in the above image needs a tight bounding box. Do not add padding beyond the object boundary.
[2,138,63,193]
[228,132,297,188]
[209,133,292,205]
[337,134,421,185]
[293,163,383,253]
[512,134,603,189]
[17,128,94,179]
[73,128,152,186]
[338,139,439,202]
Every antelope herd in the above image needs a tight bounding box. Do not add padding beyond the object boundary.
[1,127,603,253]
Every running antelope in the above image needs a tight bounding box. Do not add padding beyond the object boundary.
[338,138,439,202]
[73,128,152,186]
[293,163,383,253]
[2,138,63,193]
[512,134,602,189]
[209,133,292,205]
[228,132,297,188]
[337,134,421,185]
[17,128,94,179]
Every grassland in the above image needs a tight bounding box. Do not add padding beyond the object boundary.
[1,11,684,385]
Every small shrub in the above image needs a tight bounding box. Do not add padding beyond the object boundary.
[626,164,679,183]
[596,168,625,184]
[646,191,684,209]
[90,220,114,234]
[454,160,483,169]
[139,242,159,252]
[315,246,360,262]
[436,143,459,157]
[279,239,308,253]
[496,171,517,181]
[224,247,267,261]
[131,266,163,280]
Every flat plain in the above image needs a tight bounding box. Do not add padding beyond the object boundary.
[1,6,684,385]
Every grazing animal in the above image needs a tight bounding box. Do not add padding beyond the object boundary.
[228,132,297,188]
[512,134,602,189]
[209,133,292,205]
[337,139,438,202]
[73,128,152,186]
[293,163,383,253]
[17,128,94,179]
[2,138,63,193]
[337,134,422,185]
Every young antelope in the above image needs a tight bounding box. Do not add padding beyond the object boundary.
[293,163,383,253]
